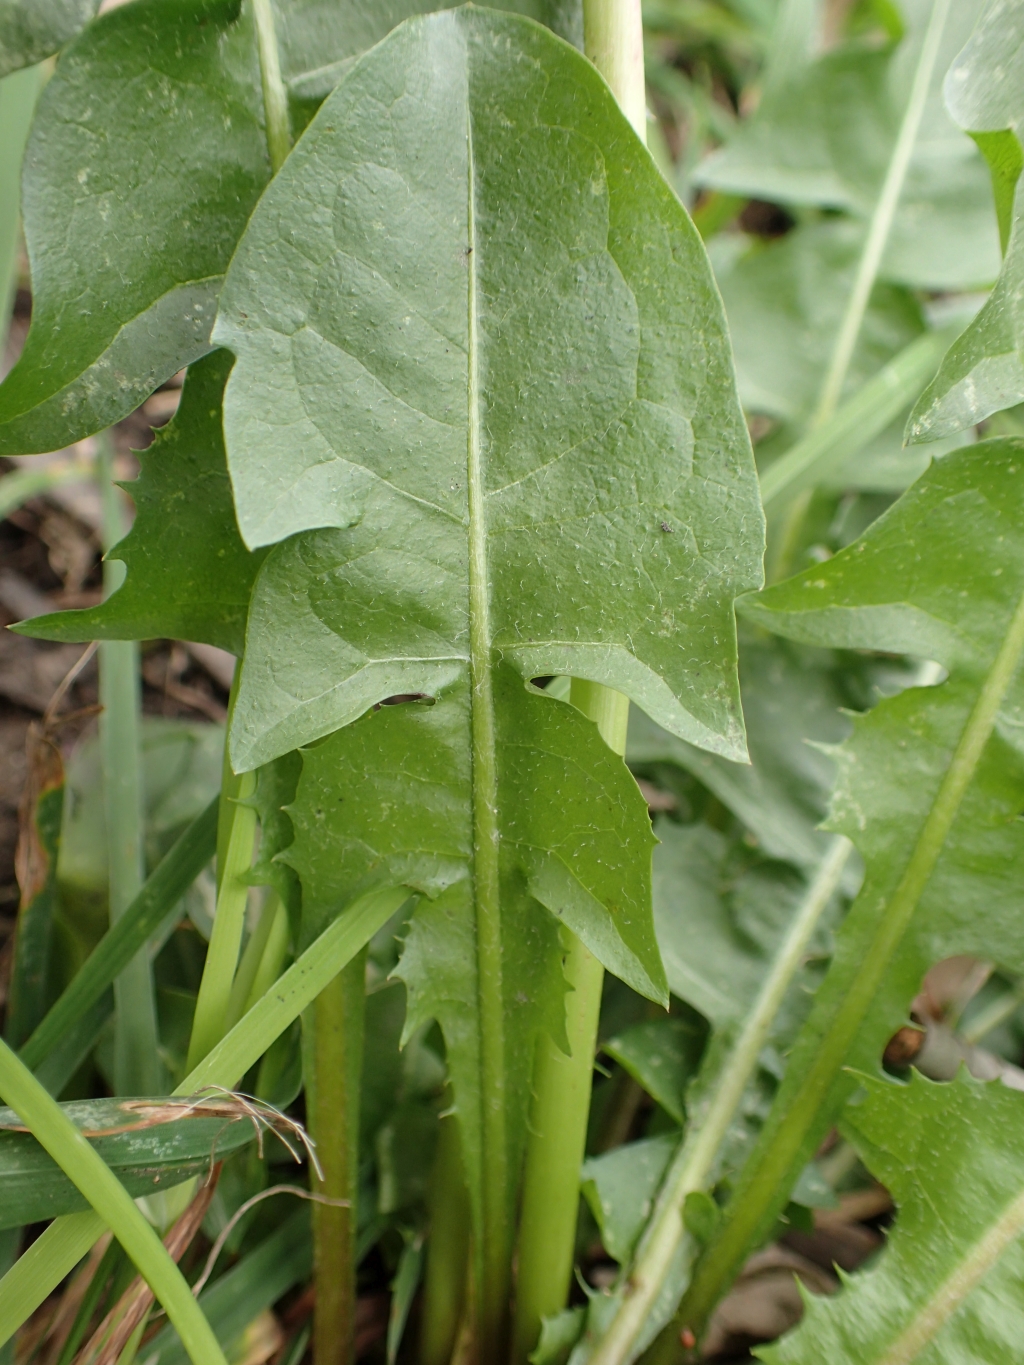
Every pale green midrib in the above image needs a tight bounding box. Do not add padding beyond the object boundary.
[464,99,508,1341]
[876,1183,1024,1365]
[683,584,1024,1328]
[812,0,953,427]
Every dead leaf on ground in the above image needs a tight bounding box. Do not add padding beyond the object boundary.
[702,1246,837,1359]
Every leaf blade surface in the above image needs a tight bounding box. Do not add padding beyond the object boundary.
[764,1072,1024,1364]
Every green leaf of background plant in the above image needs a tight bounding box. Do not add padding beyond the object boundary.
[0,0,98,78]
[18,352,263,654]
[943,0,1024,249]
[654,823,808,1033]
[909,0,1024,441]
[710,221,923,425]
[0,1095,253,1230]
[0,0,270,455]
[629,636,851,870]
[0,0,585,455]
[604,1016,706,1124]
[683,437,1024,1314]
[217,8,761,770]
[695,0,999,291]
[280,0,582,104]
[763,1071,1024,1364]
[581,1133,678,1264]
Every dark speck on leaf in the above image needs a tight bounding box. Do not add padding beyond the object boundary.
[660,522,674,533]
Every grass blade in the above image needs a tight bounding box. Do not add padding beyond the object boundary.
[0,1041,227,1365]
[0,884,409,1343]
[180,885,409,1097]
[18,797,219,1073]
[186,769,257,1071]
[0,1212,104,1350]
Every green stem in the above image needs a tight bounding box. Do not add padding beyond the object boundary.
[421,1112,471,1365]
[513,930,605,1364]
[583,0,646,138]
[98,436,162,1097]
[812,0,952,428]
[251,0,291,174]
[589,837,852,1365]
[513,679,630,1361]
[507,9,645,1354]
[308,950,366,1365]
[0,1040,227,1365]
[674,585,1024,1346]
[186,766,257,1071]
[0,886,410,1346]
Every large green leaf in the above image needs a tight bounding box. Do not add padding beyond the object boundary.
[909,0,1024,441]
[681,437,1024,1323]
[0,0,98,77]
[0,0,269,455]
[764,1071,1024,1364]
[695,0,999,291]
[214,20,759,1329]
[217,8,761,770]
[17,352,263,654]
[0,1095,254,1229]
[0,0,584,454]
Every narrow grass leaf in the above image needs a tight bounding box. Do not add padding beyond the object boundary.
[18,796,218,1072]
[0,1041,228,1365]
[0,1096,254,1229]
